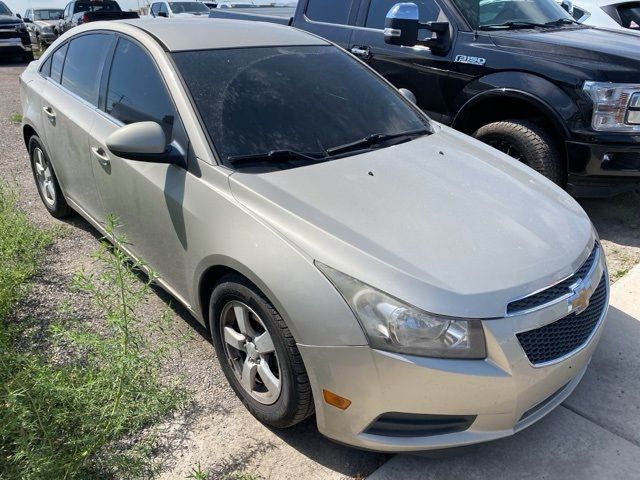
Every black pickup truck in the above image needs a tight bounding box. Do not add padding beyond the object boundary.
[57,0,138,35]
[211,0,640,196]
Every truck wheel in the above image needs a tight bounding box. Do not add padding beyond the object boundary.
[473,120,563,185]
[209,274,314,428]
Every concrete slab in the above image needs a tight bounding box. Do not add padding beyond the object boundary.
[563,266,640,446]
[367,406,640,480]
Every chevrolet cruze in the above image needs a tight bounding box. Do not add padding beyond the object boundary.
[20,18,609,451]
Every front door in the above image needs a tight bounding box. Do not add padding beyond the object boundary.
[89,35,192,295]
[350,0,454,123]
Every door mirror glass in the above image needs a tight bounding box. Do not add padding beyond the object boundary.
[384,3,420,46]
[399,88,417,104]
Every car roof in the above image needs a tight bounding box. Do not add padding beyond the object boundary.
[122,18,329,51]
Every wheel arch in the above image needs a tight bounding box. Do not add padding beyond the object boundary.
[22,123,38,150]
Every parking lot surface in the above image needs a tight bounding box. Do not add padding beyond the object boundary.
[1,59,639,479]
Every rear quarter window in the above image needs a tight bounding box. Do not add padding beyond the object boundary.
[50,43,68,83]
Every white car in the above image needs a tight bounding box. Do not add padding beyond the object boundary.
[148,0,210,17]
[563,0,640,30]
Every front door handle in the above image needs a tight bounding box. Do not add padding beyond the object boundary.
[42,105,56,119]
[91,146,110,165]
[350,46,371,59]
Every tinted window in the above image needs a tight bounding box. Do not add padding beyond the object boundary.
[61,34,113,104]
[306,0,351,24]
[366,0,441,28]
[169,1,210,12]
[40,55,52,77]
[173,46,429,170]
[150,3,159,14]
[106,38,176,139]
[50,43,68,83]
[160,3,168,13]
[618,3,640,28]
[73,1,121,13]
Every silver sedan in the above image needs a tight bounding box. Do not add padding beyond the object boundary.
[20,18,609,451]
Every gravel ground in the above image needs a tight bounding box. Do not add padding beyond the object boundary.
[1,60,639,479]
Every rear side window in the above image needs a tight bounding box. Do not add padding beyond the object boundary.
[40,55,52,77]
[306,0,352,24]
[105,38,177,139]
[61,34,114,105]
[50,43,68,83]
[617,3,640,28]
[366,0,441,29]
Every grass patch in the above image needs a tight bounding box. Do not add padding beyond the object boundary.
[0,205,188,479]
[8,112,22,124]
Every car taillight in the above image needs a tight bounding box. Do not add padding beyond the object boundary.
[82,13,90,23]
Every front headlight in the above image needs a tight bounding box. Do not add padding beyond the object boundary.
[316,262,486,359]
[583,81,640,132]
[42,26,53,33]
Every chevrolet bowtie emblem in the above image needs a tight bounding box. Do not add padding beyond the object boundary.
[569,285,593,315]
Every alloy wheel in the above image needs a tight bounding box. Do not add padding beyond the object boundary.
[33,147,56,207]
[220,300,281,405]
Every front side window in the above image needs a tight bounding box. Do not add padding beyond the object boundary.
[173,46,430,170]
[168,1,210,13]
[73,1,121,13]
[150,3,159,14]
[159,3,168,13]
[105,38,177,139]
[61,34,114,104]
[50,42,68,83]
[453,0,573,29]
[617,3,640,28]
[306,0,352,24]
[366,0,442,29]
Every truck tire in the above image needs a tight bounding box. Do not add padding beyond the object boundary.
[473,119,563,185]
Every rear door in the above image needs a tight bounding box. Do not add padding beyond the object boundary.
[350,0,454,122]
[89,35,191,294]
[294,0,358,48]
[38,33,115,221]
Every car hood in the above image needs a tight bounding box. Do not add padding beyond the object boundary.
[0,15,21,26]
[490,26,640,81]
[229,125,595,318]
[34,20,58,27]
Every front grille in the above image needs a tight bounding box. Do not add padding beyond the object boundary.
[507,244,598,315]
[364,412,476,438]
[0,30,20,40]
[516,276,607,365]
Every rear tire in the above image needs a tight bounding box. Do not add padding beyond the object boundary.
[473,119,563,185]
[28,135,73,218]
[209,274,314,428]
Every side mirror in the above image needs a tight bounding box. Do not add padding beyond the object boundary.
[106,122,184,166]
[560,0,574,15]
[384,2,451,55]
[157,10,168,17]
[23,17,32,23]
[399,88,417,104]
[16,13,21,18]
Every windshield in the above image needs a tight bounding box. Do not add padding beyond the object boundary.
[74,1,121,12]
[34,9,63,19]
[173,46,430,171]
[0,2,12,15]
[169,2,210,13]
[452,0,573,29]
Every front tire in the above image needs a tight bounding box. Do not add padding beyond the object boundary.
[209,274,314,428]
[473,119,563,185]
[28,135,73,218]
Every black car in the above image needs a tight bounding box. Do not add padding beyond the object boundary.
[0,1,33,62]
[211,0,640,196]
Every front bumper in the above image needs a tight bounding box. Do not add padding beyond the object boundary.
[299,260,609,452]
[567,140,640,197]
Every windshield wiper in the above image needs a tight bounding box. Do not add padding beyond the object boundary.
[326,129,429,156]
[479,21,553,30]
[227,149,328,167]
[544,18,581,26]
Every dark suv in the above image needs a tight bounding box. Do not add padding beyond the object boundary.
[0,1,33,62]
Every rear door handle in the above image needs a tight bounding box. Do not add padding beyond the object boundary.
[350,46,371,59]
[91,146,110,165]
[42,105,56,119]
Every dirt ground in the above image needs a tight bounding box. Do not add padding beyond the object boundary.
[1,59,639,479]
